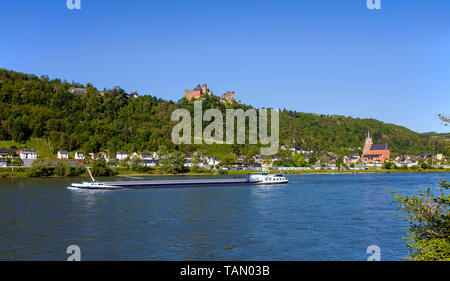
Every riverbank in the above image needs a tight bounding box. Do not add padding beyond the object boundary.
[1,167,449,179]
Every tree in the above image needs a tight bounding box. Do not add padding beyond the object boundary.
[262,155,273,167]
[393,179,450,260]
[90,159,115,177]
[28,159,53,177]
[308,156,318,166]
[438,114,449,126]
[384,161,394,170]
[159,150,186,174]
[191,152,202,172]
[131,156,148,173]
[54,161,66,176]
[292,154,307,167]
[243,155,255,166]
[220,154,236,167]
[335,157,344,170]
[392,114,450,261]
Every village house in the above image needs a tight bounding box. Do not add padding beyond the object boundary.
[0,148,16,158]
[281,145,300,154]
[57,150,69,159]
[0,159,7,167]
[205,156,221,166]
[184,158,192,168]
[142,159,159,167]
[74,152,85,160]
[116,151,128,160]
[89,152,98,160]
[418,153,433,162]
[20,149,37,160]
[68,87,87,95]
[103,153,112,162]
[345,154,360,166]
[129,92,139,99]
[89,152,111,161]
[140,153,154,160]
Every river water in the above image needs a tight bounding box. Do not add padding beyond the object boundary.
[0,172,447,261]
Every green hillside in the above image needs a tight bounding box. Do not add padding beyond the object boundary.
[0,69,446,157]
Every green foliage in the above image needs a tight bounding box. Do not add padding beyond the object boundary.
[292,154,309,167]
[27,159,85,177]
[90,159,115,177]
[280,110,447,155]
[274,150,294,167]
[158,148,186,174]
[220,154,237,167]
[0,69,447,157]
[190,152,202,173]
[393,179,450,261]
[54,161,85,176]
[10,158,23,167]
[130,156,149,173]
[0,69,177,154]
[27,159,53,177]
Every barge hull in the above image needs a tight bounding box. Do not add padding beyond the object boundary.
[103,178,255,189]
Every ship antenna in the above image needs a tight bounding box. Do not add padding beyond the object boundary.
[86,166,96,182]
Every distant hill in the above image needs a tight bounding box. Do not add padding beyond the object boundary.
[421,132,450,139]
[0,69,446,157]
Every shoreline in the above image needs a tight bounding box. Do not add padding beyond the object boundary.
[1,168,449,179]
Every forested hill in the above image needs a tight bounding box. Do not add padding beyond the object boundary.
[0,69,446,157]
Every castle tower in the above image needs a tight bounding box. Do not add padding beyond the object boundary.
[202,84,207,95]
[363,130,373,155]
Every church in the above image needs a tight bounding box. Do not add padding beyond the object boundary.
[361,131,390,163]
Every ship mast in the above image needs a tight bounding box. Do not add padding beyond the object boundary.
[86,167,96,182]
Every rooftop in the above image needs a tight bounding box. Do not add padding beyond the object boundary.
[370,144,389,150]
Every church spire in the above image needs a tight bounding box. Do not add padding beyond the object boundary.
[367,130,370,139]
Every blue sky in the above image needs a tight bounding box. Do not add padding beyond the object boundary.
[1,0,449,133]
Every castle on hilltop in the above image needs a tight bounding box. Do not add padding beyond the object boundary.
[362,130,390,163]
[221,91,235,103]
[184,83,238,103]
[184,84,213,101]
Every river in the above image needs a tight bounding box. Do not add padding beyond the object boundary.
[0,172,447,261]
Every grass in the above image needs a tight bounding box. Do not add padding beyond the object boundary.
[0,168,29,178]
[0,138,53,158]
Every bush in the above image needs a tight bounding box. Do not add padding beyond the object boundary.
[27,159,53,177]
[130,156,149,173]
[90,159,116,177]
[384,161,394,170]
[393,179,450,261]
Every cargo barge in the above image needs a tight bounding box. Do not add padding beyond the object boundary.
[68,169,288,190]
